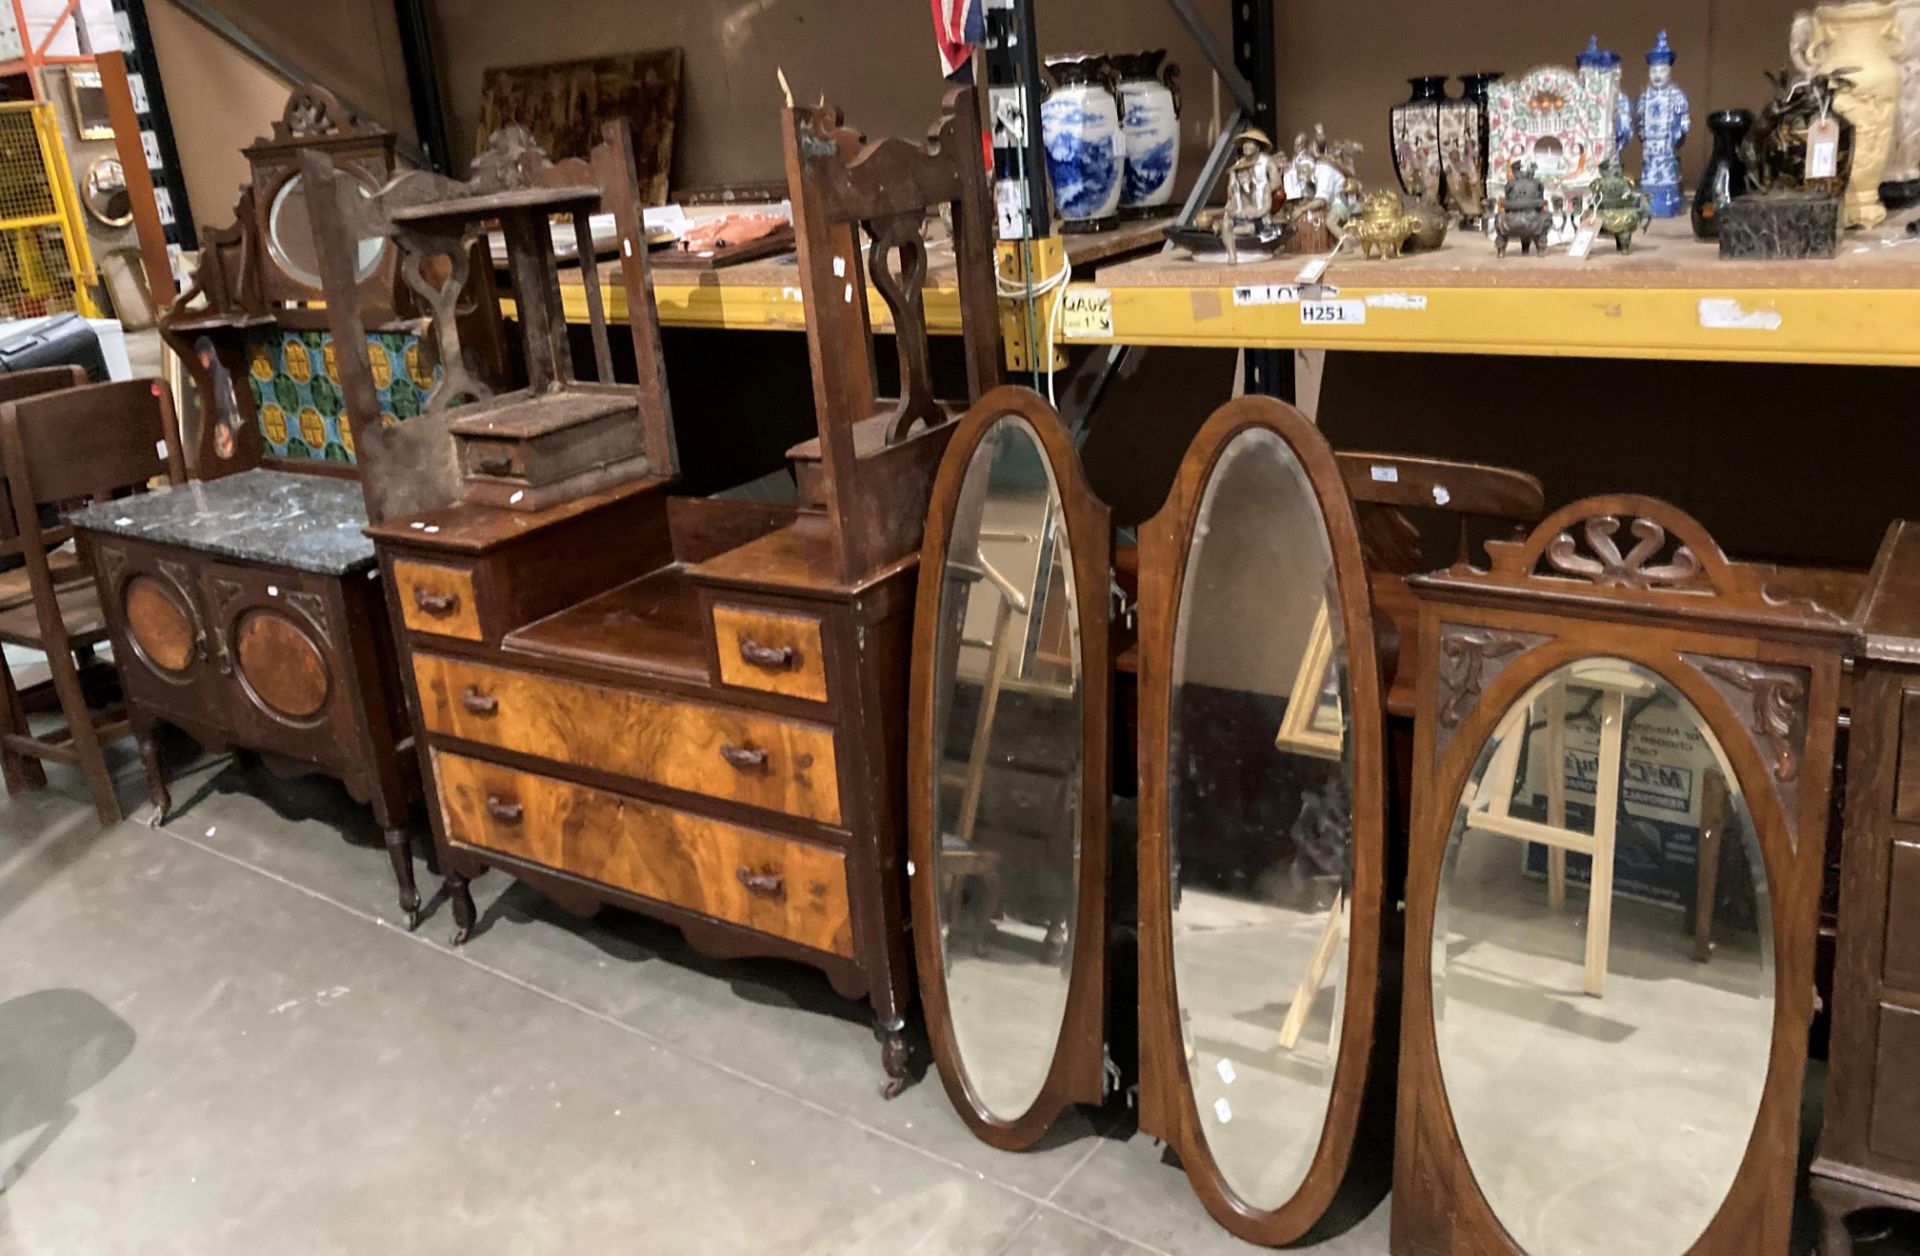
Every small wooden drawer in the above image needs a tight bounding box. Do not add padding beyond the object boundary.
[412,652,842,825]
[394,559,483,641]
[711,603,829,702]
[434,750,855,958]
[1897,687,1920,823]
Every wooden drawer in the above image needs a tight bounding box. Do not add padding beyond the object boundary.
[1886,841,1920,992]
[434,751,854,957]
[412,652,842,825]
[1871,1002,1920,1164]
[394,559,482,641]
[711,602,829,702]
[1898,687,1920,823]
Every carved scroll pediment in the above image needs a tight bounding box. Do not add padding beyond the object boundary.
[1543,515,1707,591]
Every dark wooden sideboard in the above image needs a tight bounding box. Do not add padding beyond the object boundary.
[1814,521,1920,1252]
[68,469,420,921]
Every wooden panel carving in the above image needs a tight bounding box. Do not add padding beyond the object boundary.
[235,610,331,721]
[1684,654,1812,841]
[412,652,842,825]
[435,750,853,957]
[1433,625,1549,764]
[393,559,482,641]
[711,603,829,702]
[1869,1002,1920,1163]
[124,575,195,674]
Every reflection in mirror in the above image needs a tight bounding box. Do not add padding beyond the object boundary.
[929,415,1083,1121]
[1169,427,1351,1210]
[270,174,387,287]
[1433,657,1773,1255]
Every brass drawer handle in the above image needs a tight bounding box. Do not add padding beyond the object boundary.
[720,742,768,771]
[459,686,498,716]
[475,454,514,477]
[736,867,785,898]
[414,588,459,617]
[738,638,796,670]
[485,795,523,825]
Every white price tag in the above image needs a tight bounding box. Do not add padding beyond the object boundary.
[1808,117,1840,180]
[1369,464,1399,483]
[1295,255,1333,284]
[1061,288,1114,339]
[994,181,1026,240]
[1568,224,1600,260]
[1300,299,1365,326]
[155,440,168,460]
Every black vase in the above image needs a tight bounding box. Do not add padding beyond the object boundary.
[1692,109,1753,240]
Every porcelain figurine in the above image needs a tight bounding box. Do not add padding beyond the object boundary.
[1493,162,1557,256]
[1114,50,1181,213]
[1593,158,1654,251]
[1391,76,1449,205]
[1635,31,1692,217]
[1439,72,1501,225]
[1793,2,1902,227]
[1577,38,1634,156]
[1217,128,1289,264]
[1342,188,1419,259]
[1746,69,1857,196]
[1041,55,1127,231]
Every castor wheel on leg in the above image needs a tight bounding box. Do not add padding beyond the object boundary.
[878,1016,911,1099]
[447,873,477,945]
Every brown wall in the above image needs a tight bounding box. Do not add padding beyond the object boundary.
[427,0,1804,190]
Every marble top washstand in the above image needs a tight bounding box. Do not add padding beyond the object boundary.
[67,468,375,575]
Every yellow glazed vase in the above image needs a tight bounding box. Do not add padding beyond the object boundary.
[1793,1,1903,227]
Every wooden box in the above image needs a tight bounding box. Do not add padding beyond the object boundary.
[449,387,650,511]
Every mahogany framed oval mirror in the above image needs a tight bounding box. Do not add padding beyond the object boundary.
[1135,395,1388,1244]
[1391,496,1850,1255]
[909,384,1111,1149]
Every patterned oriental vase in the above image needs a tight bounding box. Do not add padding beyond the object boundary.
[1440,71,1501,224]
[1391,76,1449,205]
[1041,55,1126,232]
[1114,49,1182,213]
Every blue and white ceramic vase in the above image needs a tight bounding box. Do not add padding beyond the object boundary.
[1042,55,1126,231]
[1113,49,1181,214]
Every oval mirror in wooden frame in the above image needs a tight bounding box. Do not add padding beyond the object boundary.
[1135,395,1388,1244]
[1391,496,1851,1255]
[908,384,1112,1149]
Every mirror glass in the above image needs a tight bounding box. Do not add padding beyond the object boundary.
[1169,426,1352,1210]
[1433,657,1773,1255]
[930,415,1084,1121]
[269,173,386,288]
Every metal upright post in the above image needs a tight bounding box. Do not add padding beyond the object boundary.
[1227,0,1290,401]
[983,0,1065,382]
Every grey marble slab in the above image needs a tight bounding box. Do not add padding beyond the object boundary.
[66,468,376,575]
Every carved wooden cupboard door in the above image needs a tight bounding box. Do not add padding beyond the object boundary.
[93,540,224,729]
[199,561,349,759]
[1135,396,1391,1245]
[909,385,1112,1149]
[1392,496,1850,1256]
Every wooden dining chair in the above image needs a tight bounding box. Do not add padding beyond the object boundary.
[0,379,186,823]
[0,366,90,612]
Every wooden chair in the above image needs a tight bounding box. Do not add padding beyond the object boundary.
[0,366,91,613]
[0,380,187,822]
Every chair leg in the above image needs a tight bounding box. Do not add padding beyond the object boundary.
[46,643,119,826]
[0,650,44,793]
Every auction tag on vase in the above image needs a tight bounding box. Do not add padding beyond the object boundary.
[1808,117,1840,180]
[1295,253,1334,284]
[1300,299,1365,326]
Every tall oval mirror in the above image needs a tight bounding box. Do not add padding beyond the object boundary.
[1166,425,1354,1212]
[915,396,1108,1142]
[1432,657,1773,1255]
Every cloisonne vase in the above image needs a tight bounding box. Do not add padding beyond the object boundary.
[1114,49,1181,213]
[1692,109,1753,239]
[1439,71,1501,224]
[1041,55,1126,232]
[1391,76,1449,204]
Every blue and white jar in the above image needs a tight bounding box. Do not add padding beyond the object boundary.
[1114,50,1182,212]
[1041,55,1126,230]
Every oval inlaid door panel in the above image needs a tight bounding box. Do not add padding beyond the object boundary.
[1137,396,1386,1245]
[124,575,195,674]
[1432,657,1773,1255]
[235,610,331,720]
[910,385,1110,1150]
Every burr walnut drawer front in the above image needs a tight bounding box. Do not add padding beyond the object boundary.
[410,652,842,825]
[393,559,483,642]
[433,750,855,958]
[1897,687,1920,824]
[710,603,829,702]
